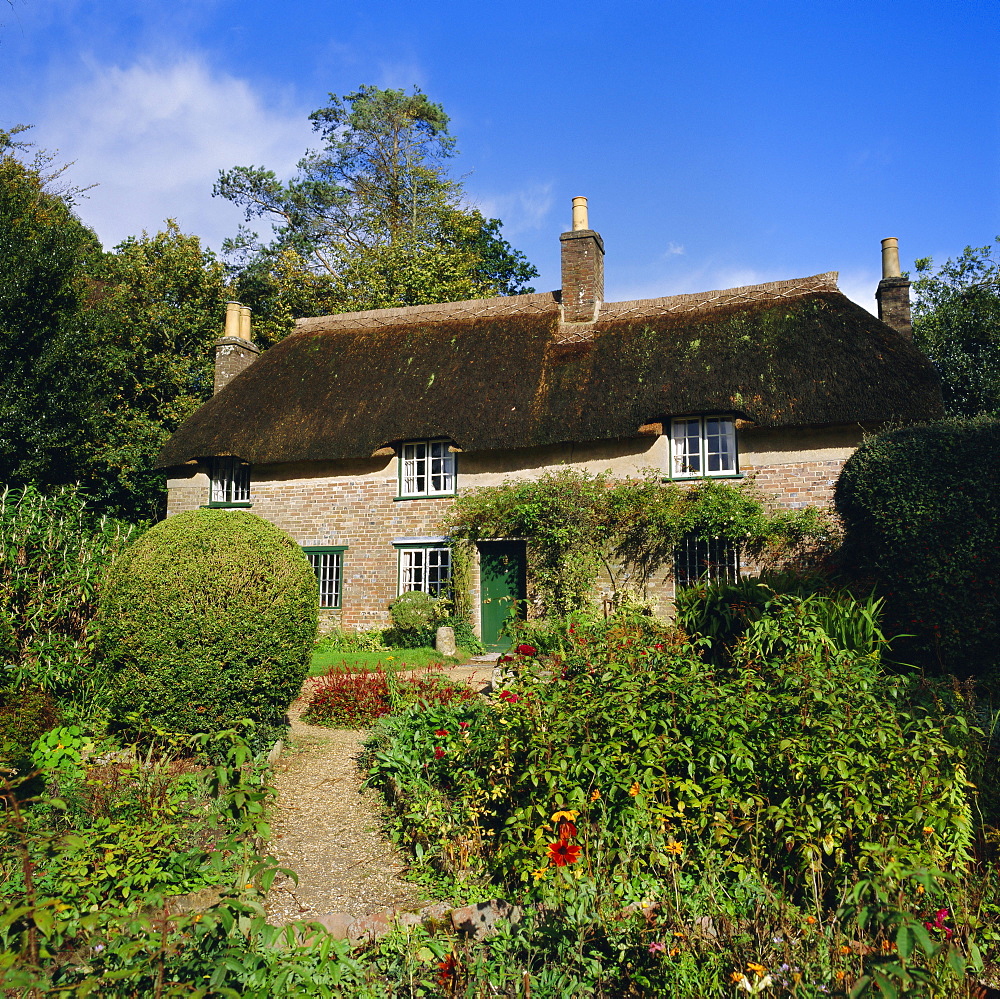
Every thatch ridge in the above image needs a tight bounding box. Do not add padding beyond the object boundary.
[156,280,943,470]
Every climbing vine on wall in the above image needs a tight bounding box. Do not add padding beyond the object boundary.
[446,469,837,617]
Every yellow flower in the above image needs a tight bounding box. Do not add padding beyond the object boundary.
[916,884,926,894]
[730,972,745,984]
[669,946,680,956]
[664,841,683,855]
[590,789,601,801]
[628,781,641,797]
[922,826,934,836]
[746,962,767,976]
[551,809,579,822]
[531,867,549,880]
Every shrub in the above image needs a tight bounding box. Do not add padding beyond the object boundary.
[0,484,137,697]
[97,510,317,753]
[836,417,1000,677]
[0,684,59,773]
[674,574,888,666]
[304,665,478,728]
[368,622,980,906]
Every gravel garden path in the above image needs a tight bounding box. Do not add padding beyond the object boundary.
[264,663,492,927]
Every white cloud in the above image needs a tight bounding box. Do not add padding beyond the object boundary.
[472,182,554,236]
[30,56,314,251]
[664,242,685,257]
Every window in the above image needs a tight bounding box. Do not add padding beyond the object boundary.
[669,416,738,478]
[397,545,452,597]
[304,547,345,608]
[399,440,456,497]
[674,532,741,587]
[209,456,251,504]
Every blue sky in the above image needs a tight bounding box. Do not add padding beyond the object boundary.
[3,0,998,312]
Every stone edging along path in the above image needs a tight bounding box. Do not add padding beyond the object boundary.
[263,663,498,942]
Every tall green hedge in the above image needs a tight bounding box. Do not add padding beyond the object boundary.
[835,418,1000,677]
[97,509,317,752]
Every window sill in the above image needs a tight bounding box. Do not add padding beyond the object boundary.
[393,493,457,502]
[661,473,745,483]
[202,501,254,508]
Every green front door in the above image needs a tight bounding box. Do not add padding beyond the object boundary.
[478,541,527,652]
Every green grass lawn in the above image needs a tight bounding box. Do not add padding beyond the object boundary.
[308,645,471,677]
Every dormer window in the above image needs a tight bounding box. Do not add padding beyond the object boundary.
[209,456,251,505]
[669,417,738,479]
[399,440,456,498]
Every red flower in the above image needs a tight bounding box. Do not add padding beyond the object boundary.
[435,728,449,737]
[653,643,666,652]
[437,953,457,987]
[516,644,538,656]
[547,840,581,866]
[499,690,520,703]
[557,820,577,841]
[459,721,470,729]
[434,747,446,759]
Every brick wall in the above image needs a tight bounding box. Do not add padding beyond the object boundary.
[163,434,855,631]
[741,458,846,510]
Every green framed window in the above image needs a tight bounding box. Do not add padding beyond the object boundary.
[303,546,347,608]
[208,456,252,505]
[398,440,456,497]
[395,539,451,597]
[669,416,738,478]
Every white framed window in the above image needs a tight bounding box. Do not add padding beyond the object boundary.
[669,416,738,478]
[209,456,251,504]
[304,547,345,609]
[399,440,456,497]
[674,533,741,587]
[397,545,452,597]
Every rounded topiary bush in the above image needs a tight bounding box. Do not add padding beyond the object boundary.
[98,509,317,752]
[835,417,1000,678]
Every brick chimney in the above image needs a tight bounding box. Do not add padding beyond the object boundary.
[214,301,260,394]
[560,196,604,323]
[875,237,912,337]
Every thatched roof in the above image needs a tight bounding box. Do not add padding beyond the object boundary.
[156,273,943,468]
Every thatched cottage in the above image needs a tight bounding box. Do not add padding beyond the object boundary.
[156,199,942,646]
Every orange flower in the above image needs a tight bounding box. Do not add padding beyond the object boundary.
[628,781,641,797]
[835,970,846,982]
[838,945,851,955]
[805,915,817,925]
[590,789,601,801]
[547,840,581,866]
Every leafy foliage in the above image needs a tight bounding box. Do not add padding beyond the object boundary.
[0,134,106,492]
[366,623,998,994]
[448,469,838,616]
[216,85,537,340]
[82,223,230,518]
[303,665,477,728]
[835,417,1000,678]
[0,484,138,697]
[912,239,1000,417]
[674,573,889,667]
[97,510,317,752]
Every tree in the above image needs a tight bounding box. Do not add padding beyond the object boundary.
[912,239,1000,417]
[0,128,230,519]
[215,86,537,341]
[0,129,107,492]
[83,223,230,518]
